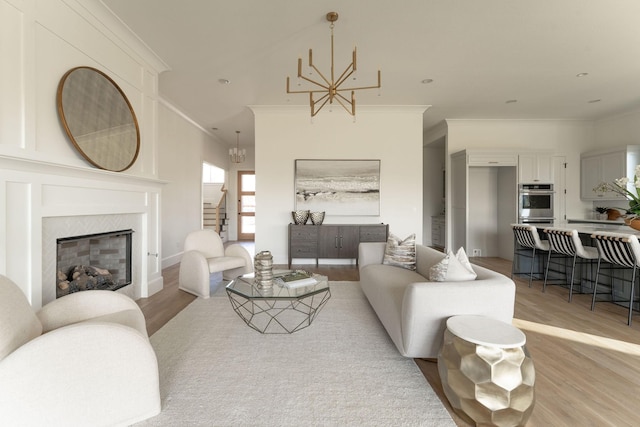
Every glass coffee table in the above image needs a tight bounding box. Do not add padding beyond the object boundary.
[226,271,331,334]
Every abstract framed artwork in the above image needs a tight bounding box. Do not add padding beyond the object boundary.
[294,159,381,216]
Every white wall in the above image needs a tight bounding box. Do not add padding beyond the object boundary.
[466,166,517,257]
[468,167,500,255]
[203,183,225,204]
[0,0,165,174]
[157,102,257,266]
[496,166,518,259]
[445,119,594,222]
[252,106,426,264]
[586,110,640,214]
[423,141,445,245]
[593,110,640,148]
[0,0,167,306]
[157,102,237,267]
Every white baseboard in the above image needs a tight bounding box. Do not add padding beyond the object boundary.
[147,275,164,297]
[162,252,182,270]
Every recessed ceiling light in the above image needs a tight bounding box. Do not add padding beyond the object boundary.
[588,99,601,103]
[218,78,230,85]
[421,79,433,84]
[505,99,518,104]
[576,73,589,78]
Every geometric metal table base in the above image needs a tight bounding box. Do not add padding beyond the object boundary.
[438,320,536,427]
[226,274,331,334]
[227,289,331,333]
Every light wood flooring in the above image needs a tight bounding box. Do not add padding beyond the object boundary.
[137,252,640,426]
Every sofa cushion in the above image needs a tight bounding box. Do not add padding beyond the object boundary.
[428,248,477,282]
[383,233,416,270]
[82,309,148,337]
[207,256,247,273]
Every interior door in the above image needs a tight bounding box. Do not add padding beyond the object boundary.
[237,171,255,241]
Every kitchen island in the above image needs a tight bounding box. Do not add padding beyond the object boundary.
[513,221,640,315]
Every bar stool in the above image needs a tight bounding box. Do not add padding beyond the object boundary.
[543,227,599,302]
[511,224,550,288]
[591,231,640,326]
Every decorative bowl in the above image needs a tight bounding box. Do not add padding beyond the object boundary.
[292,210,310,225]
[310,211,325,225]
[625,217,640,231]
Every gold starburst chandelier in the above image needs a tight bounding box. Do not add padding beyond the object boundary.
[286,11,381,117]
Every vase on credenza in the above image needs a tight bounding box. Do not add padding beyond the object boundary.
[292,210,309,225]
[624,217,640,231]
[310,211,325,225]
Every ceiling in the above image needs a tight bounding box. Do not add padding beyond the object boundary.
[102,0,640,149]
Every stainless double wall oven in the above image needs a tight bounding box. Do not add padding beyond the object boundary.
[518,183,554,225]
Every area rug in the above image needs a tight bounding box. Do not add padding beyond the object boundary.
[134,282,455,426]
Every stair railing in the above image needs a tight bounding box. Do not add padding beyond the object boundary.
[215,185,228,234]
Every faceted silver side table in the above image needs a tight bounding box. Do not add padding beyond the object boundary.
[437,315,535,427]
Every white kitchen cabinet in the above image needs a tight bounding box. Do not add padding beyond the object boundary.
[518,153,553,183]
[467,152,518,166]
[580,146,640,200]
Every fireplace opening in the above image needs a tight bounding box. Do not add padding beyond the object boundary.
[56,229,133,298]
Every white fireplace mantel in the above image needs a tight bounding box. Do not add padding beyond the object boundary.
[0,155,165,309]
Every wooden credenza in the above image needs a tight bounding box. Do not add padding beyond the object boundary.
[288,223,388,268]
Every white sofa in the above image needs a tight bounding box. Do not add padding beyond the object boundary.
[358,242,516,358]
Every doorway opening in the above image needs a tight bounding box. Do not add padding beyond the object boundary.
[202,162,228,238]
[238,171,255,241]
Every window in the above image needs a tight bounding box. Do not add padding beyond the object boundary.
[202,162,225,183]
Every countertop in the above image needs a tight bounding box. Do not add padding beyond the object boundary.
[567,218,625,225]
[550,220,639,236]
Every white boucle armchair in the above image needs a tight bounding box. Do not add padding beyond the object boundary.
[178,229,253,298]
[0,274,160,426]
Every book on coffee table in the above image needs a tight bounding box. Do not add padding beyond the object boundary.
[275,271,317,288]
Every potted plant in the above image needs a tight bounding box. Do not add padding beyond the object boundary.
[593,167,640,218]
[595,206,608,220]
[593,166,640,229]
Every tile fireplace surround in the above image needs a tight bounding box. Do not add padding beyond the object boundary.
[44,215,141,305]
[0,157,164,309]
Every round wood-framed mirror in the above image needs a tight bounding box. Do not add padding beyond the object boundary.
[57,66,140,172]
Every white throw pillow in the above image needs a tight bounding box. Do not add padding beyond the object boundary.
[428,247,477,282]
[428,253,450,281]
[455,247,476,275]
[383,233,416,271]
